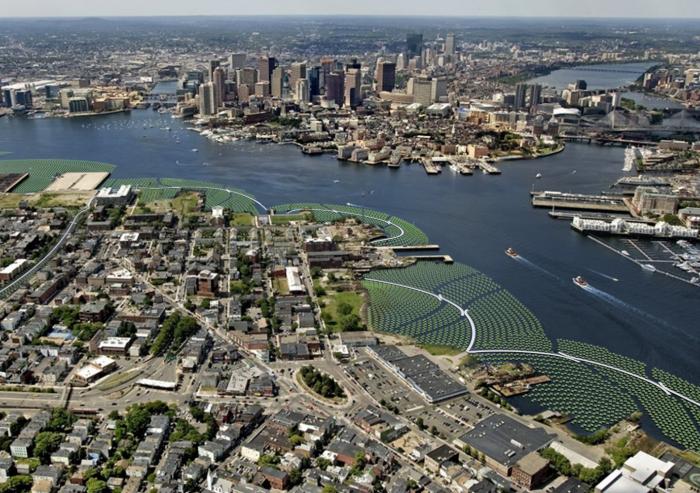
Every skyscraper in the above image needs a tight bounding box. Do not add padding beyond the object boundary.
[345,68,362,108]
[406,33,423,59]
[325,72,345,107]
[212,66,226,108]
[376,61,396,92]
[290,62,307,97]
[229,53,246,70]
[529,84,542,108]
[514,83,528,110]
[198,82,215,116]
[271,66,284,99]
[237,68,257,87]
[308,66,321,98]
[208,60,220,82]
[295,79,309,103]
[445,33,455,56]
[258,56,277,85]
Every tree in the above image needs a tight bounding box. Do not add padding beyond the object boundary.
[47,408,75,432]
[33,431,62,463]
[0,475,32,493]
[86,478,109,493]
[337,302,353,316]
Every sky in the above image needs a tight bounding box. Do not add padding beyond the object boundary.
[3,0,698,18]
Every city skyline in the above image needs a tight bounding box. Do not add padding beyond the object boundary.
[3,0,699,19]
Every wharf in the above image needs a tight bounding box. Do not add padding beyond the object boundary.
[532,191,629,212]
[548,211,652,223]
[411,255,454,264]
[390,245,440,251]
[421,158,441,175]
[478,161,502,175]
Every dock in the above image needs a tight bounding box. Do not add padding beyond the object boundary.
[548,211,652,223]
[389,245,441,251]
[532,191,629,212]
[411,255,454,264]
[477,161,501,175]
[421,158,441,175]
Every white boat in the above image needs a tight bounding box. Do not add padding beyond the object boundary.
[573,276,589,288]
[191,148,198,152]
[535,173,542,179]
[641,264,656,272]
[621,250,630,256]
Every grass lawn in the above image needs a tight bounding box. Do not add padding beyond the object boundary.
[137,191,200,216]
[270,212,311,224]
[321,290,364,332]
[0,191,92,209]
[231,213,254,227]
[273,277,290,295]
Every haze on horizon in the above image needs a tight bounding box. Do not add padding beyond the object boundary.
[3,0,698,19]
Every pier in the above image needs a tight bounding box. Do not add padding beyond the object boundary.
[421,158,441,175]
[477,161,502,174]
[532,191,629,212]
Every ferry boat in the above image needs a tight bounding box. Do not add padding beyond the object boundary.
[573,276,589,288]
[505,247,519,258]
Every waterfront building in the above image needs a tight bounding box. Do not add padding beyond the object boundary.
[68,97,89,113]
[212,66,226,107]
[198,82,215,116]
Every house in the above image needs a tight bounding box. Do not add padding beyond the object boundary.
[261,466,289,490]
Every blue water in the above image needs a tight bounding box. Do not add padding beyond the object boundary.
[0,110,698,388]
[529,62,657,91]
[623,91,685,110]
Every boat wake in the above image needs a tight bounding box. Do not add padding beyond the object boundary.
[513,255,559,280]
[588,269,620,282]
[583,285,679,331]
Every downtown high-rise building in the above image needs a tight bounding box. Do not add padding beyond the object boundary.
[514,83,528,110]
[406,33,423,59]
[237,68,257,87]
[271,66,284,99]
[258,56,277,85]
[198,82,215,116]
[345,68,362,108]
[295,79,310,103]
[290,62,307,98]
[208,60,220,82]
[445,33,455,56]
[375,61,396,92]
[212,66,226,107]
[325,72,345,107]
[229,53,246,70]
[529,84,542,108]
[308,66,321,98]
